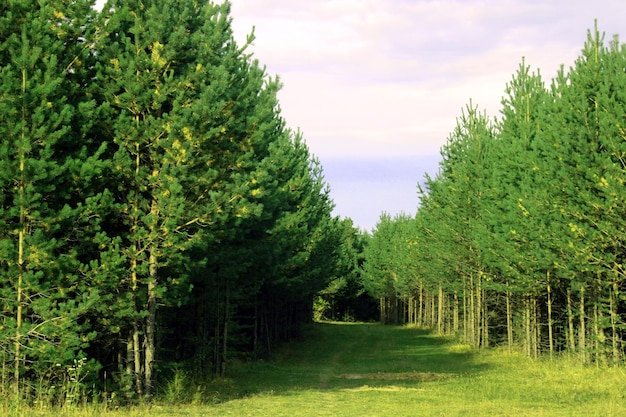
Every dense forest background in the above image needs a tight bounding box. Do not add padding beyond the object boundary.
[1,0,625,406]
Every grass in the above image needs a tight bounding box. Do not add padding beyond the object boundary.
[2,322,626,416]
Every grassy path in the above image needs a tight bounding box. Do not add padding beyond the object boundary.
[7,322,626,416]
[204,322,625,417]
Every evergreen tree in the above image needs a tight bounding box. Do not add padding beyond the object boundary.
[479,59,554,355]
[94,0,257,395]
[0,0,102,396]
[316,219,374,322]
[532,25,626,361]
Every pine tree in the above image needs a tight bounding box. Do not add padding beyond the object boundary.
[94,0,241,395]
[532,24,626,362]
[94,0,327,392]
[480,59,554,355]
[0,0,102,396]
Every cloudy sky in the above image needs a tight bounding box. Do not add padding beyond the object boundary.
[228,0,625,231]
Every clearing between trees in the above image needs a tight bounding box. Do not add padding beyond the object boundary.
[11,322,623,416]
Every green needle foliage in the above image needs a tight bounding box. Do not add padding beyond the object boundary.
[0,0,102,400]
[0,0,347,404]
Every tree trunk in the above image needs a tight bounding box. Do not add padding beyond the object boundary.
[610,280,620,362]
[130,136,143,396]
[444,294,449,334]
[477,276,485,348]
[482,289,488,348]
[437,285,444,335]
[130,252,143,396]
[430,292,436,328]
[463,286,468,343]
[469,274,478,347]
[579,286,586,364]
[547,276,554,357]
[532,296,539,359]
[453,292,459,334]
[506,282,513,353]
[593,300,601,364]
[524,296,531,357]
[125,336,133,381]
[132,322,142,396]
[15,217,25,397]
[567,288,576,353]
[15,67,27,397]
[418,284,424,327]
[593,274,606,364]
[144,243,158,397]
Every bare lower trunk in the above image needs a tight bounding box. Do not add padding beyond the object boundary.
[129,250,143,396]
[533,296,539,359]
[567,288,576,353]
[611,281,620,362]
[15,95,28,398]
[437,285,444,335]
[430,292,435,328]
[524,296,531,357]
[453,292,459,334]
[133,322,142,396]
[418,284,423,327]
[506,283,513,353]
[469,276,475,346]
[579,287,586,363]
[15,222,25,397]
[145,244,157,397]
[474,275,482,348]
[482,290,488,348]
[547,277,554,357]
[463,287,468,343]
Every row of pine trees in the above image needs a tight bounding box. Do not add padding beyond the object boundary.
[0,0,360,401]
[362,25,626,364]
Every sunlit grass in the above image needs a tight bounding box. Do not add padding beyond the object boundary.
[2,322,625,416]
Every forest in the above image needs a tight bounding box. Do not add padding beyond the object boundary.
[361,24,626,364]
[1,0,625,409]
[0,0,366,403]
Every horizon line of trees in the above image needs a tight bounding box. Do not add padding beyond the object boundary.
[362,23,626,364]
[0,0,365,402]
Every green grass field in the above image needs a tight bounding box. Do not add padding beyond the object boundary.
[4,322,626,416]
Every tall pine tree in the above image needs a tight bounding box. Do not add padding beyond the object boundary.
[0,0,102,396]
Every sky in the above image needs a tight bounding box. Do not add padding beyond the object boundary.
[94,0,626,231]
[227,0,625,231]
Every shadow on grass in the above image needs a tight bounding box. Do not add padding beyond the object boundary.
[223,322,490,399]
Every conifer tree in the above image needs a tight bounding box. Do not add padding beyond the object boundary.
[480,59,554,354]
[532,25,626,361]
[94,0,253,395]
[94,0,333,391]
[0,0,102,395]
[435,103,495,345]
